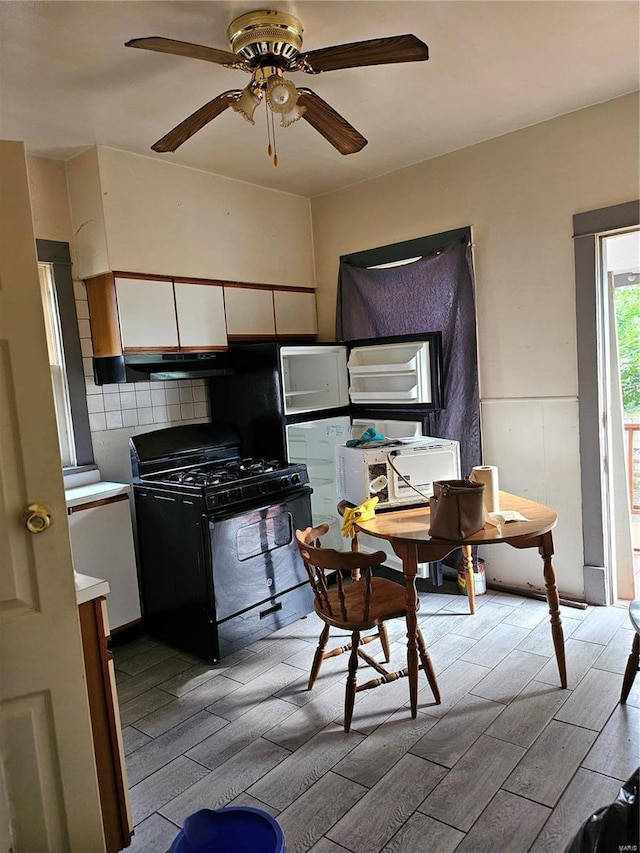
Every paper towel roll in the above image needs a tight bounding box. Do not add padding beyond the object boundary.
[470,465,500,513]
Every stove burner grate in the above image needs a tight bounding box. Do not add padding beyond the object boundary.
[151,457,285,487]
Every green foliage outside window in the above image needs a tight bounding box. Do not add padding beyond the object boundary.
[614,284,640,414]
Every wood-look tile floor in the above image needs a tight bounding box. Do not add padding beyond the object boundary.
[114,585,639,853]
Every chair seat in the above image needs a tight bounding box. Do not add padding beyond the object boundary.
[620,599,640,705]
[315,577,408,631]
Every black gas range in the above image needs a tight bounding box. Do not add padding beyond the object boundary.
[130,423,314,662]
[141,456,310,512]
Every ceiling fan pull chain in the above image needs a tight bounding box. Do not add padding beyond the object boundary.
[265,97,273,159]
[271,109,279,167]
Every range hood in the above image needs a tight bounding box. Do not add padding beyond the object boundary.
[92,351,234,385]
[122,352,234,382]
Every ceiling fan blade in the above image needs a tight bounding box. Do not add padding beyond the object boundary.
[151,91,241,153]
[126,37,244,68]
[296,34,428,73]
[296,89,367,155]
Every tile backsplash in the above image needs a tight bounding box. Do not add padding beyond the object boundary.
[74,279,210,432]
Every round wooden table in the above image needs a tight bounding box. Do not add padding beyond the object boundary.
[350,490,567,717]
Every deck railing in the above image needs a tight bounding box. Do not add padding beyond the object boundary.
[625,423,640,514]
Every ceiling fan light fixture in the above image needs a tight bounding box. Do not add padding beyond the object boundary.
[265,75,299,114]
[232,85,262,124]
[280,103,306,127]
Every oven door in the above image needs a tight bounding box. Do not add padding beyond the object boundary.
[209,490,312,623]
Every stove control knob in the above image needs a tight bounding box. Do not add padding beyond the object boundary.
[231,488,243,502]
[280,476,290,489]
[258,482,269,495]
[291,473,301,486]
[218,492,230,505]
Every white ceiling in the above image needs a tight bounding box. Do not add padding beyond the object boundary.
[1,1,638,198]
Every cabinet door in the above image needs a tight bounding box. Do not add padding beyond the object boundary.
[115,276,178,350]
[224,286,275,337]
[68,495,141,630]
[175,282,227,349]
[274,290,317,337]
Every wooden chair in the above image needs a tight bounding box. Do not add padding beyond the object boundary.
[296,523,441,732]
[304,526,392,692]
[620,599,640,704]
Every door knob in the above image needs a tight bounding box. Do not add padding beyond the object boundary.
[23,503,53,534]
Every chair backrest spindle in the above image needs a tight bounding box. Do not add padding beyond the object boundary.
[295,524,387,628]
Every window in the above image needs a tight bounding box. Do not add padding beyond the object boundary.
[36,240,93,469]
[39,262,76,466]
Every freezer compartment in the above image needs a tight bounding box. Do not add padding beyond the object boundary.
[281,345,349,415]
[348,341,433,405]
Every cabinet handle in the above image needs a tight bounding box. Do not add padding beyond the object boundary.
[23,503,53,534]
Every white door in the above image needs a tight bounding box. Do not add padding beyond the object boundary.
[0,142,105,850]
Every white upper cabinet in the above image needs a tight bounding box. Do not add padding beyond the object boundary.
[115,277,178,350]
[224,286,275,337]
[174,282,227,349]
[274,290,317,336]
[107,275,317,353]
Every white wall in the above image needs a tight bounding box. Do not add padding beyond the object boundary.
[26,155,73,243]
[310,93,640,598]
[68,146,316,287]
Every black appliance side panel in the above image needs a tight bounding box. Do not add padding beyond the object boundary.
[209,344,287,459]
[134,490,219,661]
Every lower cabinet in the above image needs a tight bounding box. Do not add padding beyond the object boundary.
[68,492,141,631]
[79,597,133,853]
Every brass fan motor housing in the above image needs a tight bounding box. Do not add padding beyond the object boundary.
[227,10,304,62]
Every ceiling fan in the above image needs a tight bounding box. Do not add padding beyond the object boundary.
[126,9,429,164]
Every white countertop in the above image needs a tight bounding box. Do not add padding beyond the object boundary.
[75,572,110,605]
[65,481,130,508]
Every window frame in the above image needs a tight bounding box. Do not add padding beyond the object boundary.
[573,200,639,601]
[36,239,94,469]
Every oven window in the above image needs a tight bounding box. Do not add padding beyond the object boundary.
[236,511,293,562]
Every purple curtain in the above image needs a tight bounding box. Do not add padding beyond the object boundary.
[337,239,481,477]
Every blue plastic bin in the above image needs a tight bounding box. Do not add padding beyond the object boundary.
[168,806,286,853]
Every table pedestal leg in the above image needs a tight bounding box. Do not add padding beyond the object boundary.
[462,545,476,615]
[539,531,567,688]
[397,542,420,718]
